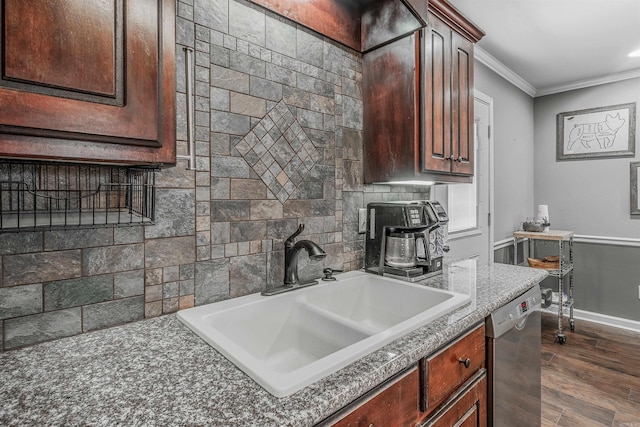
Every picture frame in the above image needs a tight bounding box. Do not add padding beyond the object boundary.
[557,102,636,161]
[631,162,640,215]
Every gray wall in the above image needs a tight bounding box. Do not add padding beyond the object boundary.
[533,77,640,322]
[474,61,536,241]
[534,78,640,237]
[0,0,432,351]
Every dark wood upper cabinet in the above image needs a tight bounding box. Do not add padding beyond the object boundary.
[363,0,483,184]
[248,0,426,52]
[0,0,176,166]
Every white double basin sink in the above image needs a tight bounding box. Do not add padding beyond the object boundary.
[177,270,470,397]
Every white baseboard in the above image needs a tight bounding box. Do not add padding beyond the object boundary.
[572,309,640,333]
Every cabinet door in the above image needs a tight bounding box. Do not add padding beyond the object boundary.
[0,0,176,165]
[451,32,474,176]
[363,33,419,183]
[420,371,487,427]
[329,368,420,427]
[423,13,452,174]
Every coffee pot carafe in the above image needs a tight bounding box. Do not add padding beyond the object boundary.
[384,231,429,268]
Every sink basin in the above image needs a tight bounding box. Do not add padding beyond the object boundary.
[177,270,470,397]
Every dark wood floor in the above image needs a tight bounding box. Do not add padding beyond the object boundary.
[541,313,640,426]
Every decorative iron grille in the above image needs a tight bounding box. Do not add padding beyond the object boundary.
[0,161,156,231]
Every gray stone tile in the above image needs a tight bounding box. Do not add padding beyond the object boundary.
[230,51,266,78]
[210,87,230,111]
[297,108,324,130]
[145,189,196,239]
[297,74,334,98]
[0,284,42,320]
[212,200,250,221]
[210,64,249,93]
[0,232,42,255]
[163,282,180,299]
[4,250,82,287]
[283,200,312,218]
[296,181,324,199]
[83,296,144,332]
[266,249,285,288]
[266,219,298,239]
[145,237,195,269]
[343,191,364,223]
[229,0,265,47]
[211,222,231,245]
[265,14,296,57]
[44,275,113,311]
[250,200,284,220]
[265,63,296,88]
[195,259,230,304]
[4,308,82,350]
[211,111,251,135]
[283,87,311,109]
[230,221,267,242]
[296,28,324,69]
[230,179,267,199]
[84,244,144,276]
[342,95,363,130]
[311,199,335,217]
[249,76,283,102]
[229,253,266,297]
[230,92,267,118]
[211,156,251,178]
[342,127,363,160]
[176,16,195,46]
[114,270,145,298]
[210,44,230,68]
[113,226,144,245]
[194,0,228,33]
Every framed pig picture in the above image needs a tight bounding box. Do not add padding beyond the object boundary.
[557,102,636,160]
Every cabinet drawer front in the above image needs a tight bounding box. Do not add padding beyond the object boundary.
[330,367,419,427]
[421,324,485,411]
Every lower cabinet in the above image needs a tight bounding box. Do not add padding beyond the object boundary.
[416,370,486,427]
[320,324,486,427]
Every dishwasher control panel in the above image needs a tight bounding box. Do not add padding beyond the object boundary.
[486,284,541,339]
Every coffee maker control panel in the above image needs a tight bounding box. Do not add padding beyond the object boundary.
[408,207,423,226]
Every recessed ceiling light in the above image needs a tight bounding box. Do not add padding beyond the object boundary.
[629,49,640,57]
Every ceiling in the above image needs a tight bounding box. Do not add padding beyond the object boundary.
[447,0,640,97]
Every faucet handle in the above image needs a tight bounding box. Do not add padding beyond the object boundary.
[285,224,305,247]
[322,267,343,281]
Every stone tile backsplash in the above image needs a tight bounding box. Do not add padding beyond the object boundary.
[0,0,431,351]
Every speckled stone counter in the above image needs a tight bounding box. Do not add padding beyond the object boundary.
[0,260,547,426]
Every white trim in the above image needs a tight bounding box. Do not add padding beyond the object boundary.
[474,90,495,261]
[448,229,482,241]
[573,234,640,248]
[536,68,640,97]
[493,237,514,251]
[572,309,640,333]
[474,46,536,97]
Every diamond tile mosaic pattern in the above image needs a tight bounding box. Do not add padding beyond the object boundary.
[236,100,320,203]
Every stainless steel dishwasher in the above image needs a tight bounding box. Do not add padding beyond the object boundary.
[485,284,541,427]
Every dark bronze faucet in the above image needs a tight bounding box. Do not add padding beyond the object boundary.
[262,224,326,296]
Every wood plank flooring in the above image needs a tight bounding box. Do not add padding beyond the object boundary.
[541,313,640,426]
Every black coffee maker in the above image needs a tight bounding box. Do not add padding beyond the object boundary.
[364,201,449,281]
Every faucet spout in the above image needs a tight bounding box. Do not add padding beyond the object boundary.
[283,224,326,286]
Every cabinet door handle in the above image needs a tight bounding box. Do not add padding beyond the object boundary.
[458,357,471,368]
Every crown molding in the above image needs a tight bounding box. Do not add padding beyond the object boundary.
[474,46,537,97]
[535,68,640,97]
[475,46,640,98]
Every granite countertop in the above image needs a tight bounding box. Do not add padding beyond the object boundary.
[0,260,547,426]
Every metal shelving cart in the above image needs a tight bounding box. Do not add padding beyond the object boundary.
[513,230,575,344]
